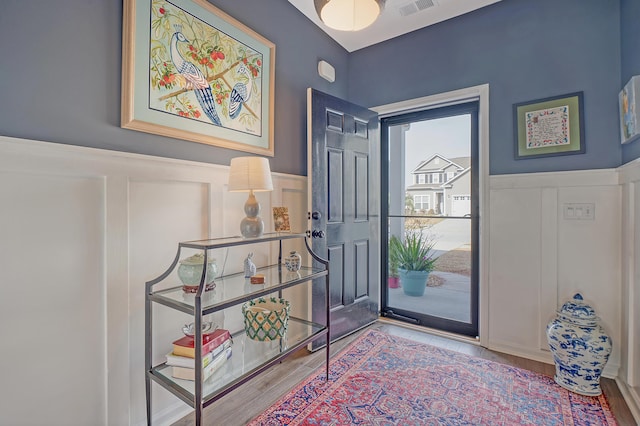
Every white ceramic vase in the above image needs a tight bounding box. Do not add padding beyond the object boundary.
[546,293,612,396]
[284,251,302,272]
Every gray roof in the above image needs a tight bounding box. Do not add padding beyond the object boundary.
[447,156,471,169]
[412,154,470,174]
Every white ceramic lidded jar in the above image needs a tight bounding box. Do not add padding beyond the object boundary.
[178,253,217,293]
[284,251,302,272]
[546,293,612,396]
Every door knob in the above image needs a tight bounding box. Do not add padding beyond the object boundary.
[311,211,322,220]
[312,229,325,239]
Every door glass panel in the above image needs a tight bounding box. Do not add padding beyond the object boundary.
[383,104,478,337]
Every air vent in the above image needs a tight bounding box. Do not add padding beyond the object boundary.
[398,0,436,17]
[415,0,435,11]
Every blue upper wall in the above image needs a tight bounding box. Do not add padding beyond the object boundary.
[0,0,347,176]
[620,0,640,163]
[0,0,633,175]
[348,0,622,175]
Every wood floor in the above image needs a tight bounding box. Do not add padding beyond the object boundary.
[172,320,636,425]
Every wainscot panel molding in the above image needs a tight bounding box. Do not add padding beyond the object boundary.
[0,136,307,426]
[617,158,640,422]
[489,169,621,381]
[2,135,638,424]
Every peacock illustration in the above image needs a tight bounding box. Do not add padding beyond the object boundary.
[169,26,221,126]
[229,63,253,119]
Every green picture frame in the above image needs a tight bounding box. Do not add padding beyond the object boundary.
[122,0,275,156]
[513,92,585,160]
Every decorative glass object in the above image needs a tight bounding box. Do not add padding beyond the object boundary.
[242,297,290,341]
[546,293,612,396]
[182,321,214,337]
[284,251,302,272]
[177,253,217,293]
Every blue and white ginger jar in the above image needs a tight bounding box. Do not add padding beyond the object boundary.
[546,293,612,396]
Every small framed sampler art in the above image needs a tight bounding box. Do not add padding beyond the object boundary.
[513,92,585,159]
[272,207,291,232]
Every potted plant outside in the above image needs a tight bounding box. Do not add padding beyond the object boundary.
[388,243,400,288]
[390,231,437,297]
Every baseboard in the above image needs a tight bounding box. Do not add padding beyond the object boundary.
[487,341,620,380]
[133,401,191,426]
[615,378,640,424]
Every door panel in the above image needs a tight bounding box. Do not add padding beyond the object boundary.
[355,154,369,220]
[327,149,344,223]
[308,88,379,345]
[328,244,345,307]
[354,240,369,298]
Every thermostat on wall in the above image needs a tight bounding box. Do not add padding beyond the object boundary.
[318,60,335,83]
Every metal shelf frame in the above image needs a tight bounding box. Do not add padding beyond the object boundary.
[144,234,329,425]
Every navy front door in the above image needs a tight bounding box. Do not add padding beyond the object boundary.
[307,88,380,345]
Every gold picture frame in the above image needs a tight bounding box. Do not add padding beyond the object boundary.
[272,207,291,233]
[122,0,275,156]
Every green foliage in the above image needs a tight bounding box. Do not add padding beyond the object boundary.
[388,244,400,277]
[389,231,437,272]
[404,193,415,215]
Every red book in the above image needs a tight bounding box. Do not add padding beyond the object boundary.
[172,328,232,358]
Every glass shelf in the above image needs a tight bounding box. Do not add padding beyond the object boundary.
[149,265,327,315]
[179,232,307,250]
[149,317,326,407]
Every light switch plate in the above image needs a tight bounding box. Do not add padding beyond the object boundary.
[563,203,595,220]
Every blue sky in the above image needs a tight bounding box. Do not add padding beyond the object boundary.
[402,114,471,183]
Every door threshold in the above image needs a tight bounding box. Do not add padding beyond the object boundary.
[377,316,480,346]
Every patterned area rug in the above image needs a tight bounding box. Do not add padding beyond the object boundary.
[249,329,617,425]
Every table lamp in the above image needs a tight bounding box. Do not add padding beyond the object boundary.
[228,156,273,238]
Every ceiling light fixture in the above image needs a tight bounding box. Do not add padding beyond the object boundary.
[314,0,386,31]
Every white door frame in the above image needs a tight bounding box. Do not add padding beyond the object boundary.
[373,84,490,345]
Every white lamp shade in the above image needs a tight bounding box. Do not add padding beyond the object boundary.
[228,156,273,192]
[315,0,384,31]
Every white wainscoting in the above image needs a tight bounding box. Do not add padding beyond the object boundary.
[617,159,640,422]
[0,136,307,426]
[488,170,622,378]
[1,135,638,425]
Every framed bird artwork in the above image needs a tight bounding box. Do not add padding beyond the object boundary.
[121,0,275,156]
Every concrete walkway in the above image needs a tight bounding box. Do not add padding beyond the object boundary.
[426,218,471,259]
[387,271,470,323]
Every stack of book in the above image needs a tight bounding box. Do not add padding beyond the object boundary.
[166,328,233,381]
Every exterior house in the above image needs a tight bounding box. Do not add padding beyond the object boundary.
[406,154,470,216]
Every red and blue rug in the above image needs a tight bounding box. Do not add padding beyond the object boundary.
[249,329,617,425]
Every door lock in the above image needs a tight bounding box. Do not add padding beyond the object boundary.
[311,229,325,239]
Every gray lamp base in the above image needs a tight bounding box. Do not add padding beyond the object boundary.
[240,216,264,238]
[240,191,264,238]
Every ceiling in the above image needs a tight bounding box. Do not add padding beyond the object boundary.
[288,0,502,52]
